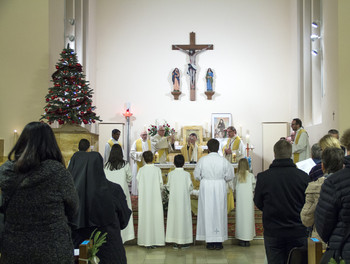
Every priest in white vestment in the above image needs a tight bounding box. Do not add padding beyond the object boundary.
[291,118,311,163]
[180,133,203,163]
[130,131,152,195]
[151,125,175,163]
[104,129,124,163]
[165,154,193,247]
[136,151,165,247]
[222,126,245,163]
[194,139,234,250]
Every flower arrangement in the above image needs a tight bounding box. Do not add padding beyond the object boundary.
[148,121,175,137]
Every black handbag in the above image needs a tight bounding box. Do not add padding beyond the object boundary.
[320,224,350,264]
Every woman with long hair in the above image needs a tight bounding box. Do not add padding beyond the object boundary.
[104,144,134,243]
[234,158,256,247]
[0,122,78,263]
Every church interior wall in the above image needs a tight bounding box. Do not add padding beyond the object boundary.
[0,0,50,158]
[0,0,346,175]
[338,0,350,133]
[92,0,300,173]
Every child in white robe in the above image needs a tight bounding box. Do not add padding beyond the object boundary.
[165,154,193,249]
[136,151,165,248]
[233,158,256,246]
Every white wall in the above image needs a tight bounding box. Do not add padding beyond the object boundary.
[90,0,300,173]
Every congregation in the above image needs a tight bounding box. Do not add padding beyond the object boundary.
[1,119,350,264]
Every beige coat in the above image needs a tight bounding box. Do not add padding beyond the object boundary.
[300,176,326,248]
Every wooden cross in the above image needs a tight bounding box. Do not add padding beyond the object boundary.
[172,32,213,101]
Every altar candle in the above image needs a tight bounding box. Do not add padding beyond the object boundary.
[246,134,250,144]
[175,122,178,132]
[239,125,242,137]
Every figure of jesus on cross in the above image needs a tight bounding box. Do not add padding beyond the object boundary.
[172,32,213,101]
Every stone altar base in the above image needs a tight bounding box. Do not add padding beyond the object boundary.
[52,124,99,167]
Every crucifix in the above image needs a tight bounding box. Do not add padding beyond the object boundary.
[172,32,214,101]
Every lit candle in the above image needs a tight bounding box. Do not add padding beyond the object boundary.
[246,134,250,144]
[14,130,18,144]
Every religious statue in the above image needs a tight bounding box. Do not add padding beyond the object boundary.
[206,68,214,91]
[172,68,180,91]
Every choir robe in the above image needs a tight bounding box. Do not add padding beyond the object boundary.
[165,168,193,244]
[233,172,256,241]
[130,138,151,195]
[136,164,165,246]
[194,152,234,242]
[151,134,173,163]
[104,163,135,243]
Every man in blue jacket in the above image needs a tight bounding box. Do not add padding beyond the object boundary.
[254,139,310,264]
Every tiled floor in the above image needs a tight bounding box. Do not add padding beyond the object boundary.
[125,239,266,264]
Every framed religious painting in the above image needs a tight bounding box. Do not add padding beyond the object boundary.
[211,113,232,138]
[182,126,203,146]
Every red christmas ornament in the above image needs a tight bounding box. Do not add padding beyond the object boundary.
[51,96,54,100]
[46,98,49,102]
[56,65,59,69]
[45,108,48,112]
[83,119,88,124]
[77,99,80,102]
[92,120,95,123]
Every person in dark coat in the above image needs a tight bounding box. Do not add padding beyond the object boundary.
[315,128,350,262]
[0,122,79,264]
[68,151,131,264]
[254,139,310,264]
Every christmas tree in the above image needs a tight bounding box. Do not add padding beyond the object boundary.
[40,45,101,125]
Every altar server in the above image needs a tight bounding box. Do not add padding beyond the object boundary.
[104,144,135,243]
[233,158,256,247]
[165,154,193,248]
[104,129,123,163]
[194,139,234,250]
[137,151,165,248]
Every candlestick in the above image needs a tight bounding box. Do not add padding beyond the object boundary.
[246,134,250,144]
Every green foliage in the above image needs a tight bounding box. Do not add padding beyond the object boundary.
[88,229,108,258]
[329,258,346,264]
[40,44,102,125]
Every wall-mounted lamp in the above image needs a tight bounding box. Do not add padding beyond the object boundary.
[310,34,321,41]
[311,49,319,56]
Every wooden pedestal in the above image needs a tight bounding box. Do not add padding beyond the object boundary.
[205,91,215,100]
[171,91,181,100]
[53,124,99,167]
